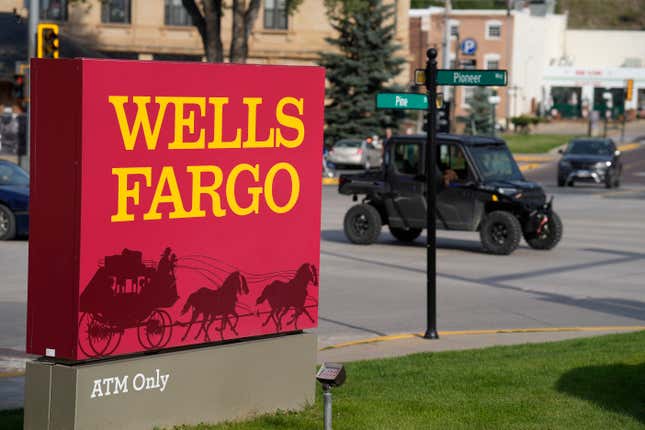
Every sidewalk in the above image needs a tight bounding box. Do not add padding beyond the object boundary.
[2,326,643,410]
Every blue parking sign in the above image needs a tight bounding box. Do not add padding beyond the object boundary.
[460,38,477,55]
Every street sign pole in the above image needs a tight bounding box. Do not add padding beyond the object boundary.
[424,48,439,340]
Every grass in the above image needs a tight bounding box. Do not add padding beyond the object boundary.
[4,332,645,430]
[502,134,577,154]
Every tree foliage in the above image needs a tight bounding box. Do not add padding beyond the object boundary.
[181,0,303,63]
[463,87,494,136]
[320,0,405,146]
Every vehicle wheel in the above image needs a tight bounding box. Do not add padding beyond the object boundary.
[605,173,613,189]
[389,227,422,242]
[343,204,382,245]
[614,177,621,188]
[479,211,522,255]
[524,211,563,250]
[568,180,575,187]
[557,177,565,187]
[0,204,16,241]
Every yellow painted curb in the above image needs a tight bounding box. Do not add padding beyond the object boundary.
[513,155,553,163]
[322,177,339,185]
[618,143,641,152]
[320,326,645,351]
[0,370,25,379]
[519,163,542,172]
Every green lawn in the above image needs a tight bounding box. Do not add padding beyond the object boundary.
[4,332,645,430]
[502,134,577,154]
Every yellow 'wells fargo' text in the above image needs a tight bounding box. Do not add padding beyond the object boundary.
[108,96,305,222]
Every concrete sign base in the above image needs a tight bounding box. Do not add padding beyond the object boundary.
[24,332,316,430]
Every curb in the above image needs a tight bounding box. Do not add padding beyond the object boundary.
[321,325,645,351]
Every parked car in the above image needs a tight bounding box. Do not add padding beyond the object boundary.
[338,134,562,255]
[557,138,622,188]
[0,160,29,240]
[326,138,382,169]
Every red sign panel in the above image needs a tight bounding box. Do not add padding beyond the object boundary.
[27,59,324,361]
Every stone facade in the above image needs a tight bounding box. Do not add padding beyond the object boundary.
[4,0,409,84]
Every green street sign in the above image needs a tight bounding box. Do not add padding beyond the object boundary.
[437,69,507,86]
[376,92,428,110]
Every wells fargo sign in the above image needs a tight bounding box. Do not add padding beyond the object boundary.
[27,59,324,361]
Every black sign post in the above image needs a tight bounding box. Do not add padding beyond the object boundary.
[392,56,507,341]
[424,48,439,340]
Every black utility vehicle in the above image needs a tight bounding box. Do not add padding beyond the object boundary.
[339,134,562,255]
[557,138,622,188]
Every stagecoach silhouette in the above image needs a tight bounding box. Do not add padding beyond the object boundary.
[78,247,319,359]
[78,248,179,358]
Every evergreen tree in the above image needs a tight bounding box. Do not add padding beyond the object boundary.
[319,0,405,146]
[464,87,494,136]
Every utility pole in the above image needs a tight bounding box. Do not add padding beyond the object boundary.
[442,1,452,101]
[25,0,39,171]
[504,0,512,130]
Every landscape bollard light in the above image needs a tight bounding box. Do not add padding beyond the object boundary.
[316,362,346,430]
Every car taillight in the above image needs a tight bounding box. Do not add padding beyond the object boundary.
[357,149,363,155]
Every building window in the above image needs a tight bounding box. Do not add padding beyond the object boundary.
[486,20,502,40]
[101,0,131,24]
[165,0,192,26]
[264,0,287,30]
[450,24,459,39]
[40,0,68,21]
[485,54,501,70]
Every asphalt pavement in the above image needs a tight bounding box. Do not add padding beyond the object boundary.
[2,142,645,410]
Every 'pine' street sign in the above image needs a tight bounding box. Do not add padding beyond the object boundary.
[436,69,507,86]
[376,92,428,110]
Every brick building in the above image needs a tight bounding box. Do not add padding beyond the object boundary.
[410,7,513,128]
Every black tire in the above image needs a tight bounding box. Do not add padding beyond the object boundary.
[605,173,613,189]
[557,177,565,187]
[389,227,422,242]
[343,204,382,245]
[479,211,522,255]
[524,211,563,250]
[568,180,575,187]
[0,204,16,241]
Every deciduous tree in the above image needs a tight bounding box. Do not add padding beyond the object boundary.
[181,0,302,63]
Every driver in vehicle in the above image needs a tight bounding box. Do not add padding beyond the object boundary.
[441,146,469,186]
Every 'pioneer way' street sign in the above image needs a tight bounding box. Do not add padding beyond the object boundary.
[437,69,507,86]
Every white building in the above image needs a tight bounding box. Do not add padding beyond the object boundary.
[512,11,645,119]
[541,30,645,118]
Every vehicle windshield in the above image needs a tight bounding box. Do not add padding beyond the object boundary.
[334,140,362,148]
[0,162,29,186]
[469,145,524,182]
[566,140,612,155]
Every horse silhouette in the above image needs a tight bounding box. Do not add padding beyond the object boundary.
[256,263,318,332]
[180,271,249,341]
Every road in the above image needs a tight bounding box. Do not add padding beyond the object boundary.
[1,149,645,355]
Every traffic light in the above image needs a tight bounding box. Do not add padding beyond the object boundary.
[37,23,60,58]
[13,74,25,99]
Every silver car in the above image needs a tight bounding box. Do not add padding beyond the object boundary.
[326,139,382,169]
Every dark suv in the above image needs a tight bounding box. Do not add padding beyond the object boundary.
[557,138,622,188]
[338,134,562,255]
